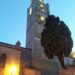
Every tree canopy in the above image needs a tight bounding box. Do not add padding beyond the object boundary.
[41,15,73,68]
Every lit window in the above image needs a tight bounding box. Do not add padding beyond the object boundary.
[73,54,75,58]
[40,4,44,8]
[40,16,45,21]
[29,7,32,15]
[39,0,43,3]
[40,4,44,12]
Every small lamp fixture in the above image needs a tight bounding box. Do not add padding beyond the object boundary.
[40,16,45,21]
[10,66,16,75]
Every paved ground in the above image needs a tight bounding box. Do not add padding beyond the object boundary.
[59,66,75,75]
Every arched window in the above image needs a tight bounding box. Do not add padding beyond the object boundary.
[0,53,7,68]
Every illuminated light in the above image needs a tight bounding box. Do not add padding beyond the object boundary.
[10,66,16,74]
[40,16,45,21]
[39,0,43,3]
[4,64,19,75]
[40,4,44,8]
[29,7,32,15]
[73,54,75,58]
[70,52,75,58]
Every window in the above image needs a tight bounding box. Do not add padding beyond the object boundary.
[40,4,44,8]
[40,4,44,12]
[40,16,45,21]
[29,7,32,15]
[39,0,43,3]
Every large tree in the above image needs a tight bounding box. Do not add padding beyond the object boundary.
[41,15,73,68]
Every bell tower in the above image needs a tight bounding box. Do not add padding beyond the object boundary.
[26,1,60,73]
[26,0,49,60]
[26,0,49,59]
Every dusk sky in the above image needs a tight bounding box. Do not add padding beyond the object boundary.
[0,0,75,52]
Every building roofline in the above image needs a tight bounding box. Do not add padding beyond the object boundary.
[0,42,31,51]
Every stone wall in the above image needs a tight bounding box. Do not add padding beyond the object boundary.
[60,66,75,75]
[0,44,21,75]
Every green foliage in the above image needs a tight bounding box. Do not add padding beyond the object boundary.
[41,15,73,68]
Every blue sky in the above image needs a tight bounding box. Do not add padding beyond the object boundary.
[0,0,75,52]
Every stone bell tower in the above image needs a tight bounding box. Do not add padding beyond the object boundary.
[26,1,59,74]
[26,0,49,60]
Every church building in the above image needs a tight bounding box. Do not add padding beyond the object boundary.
[0,0,60,75]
